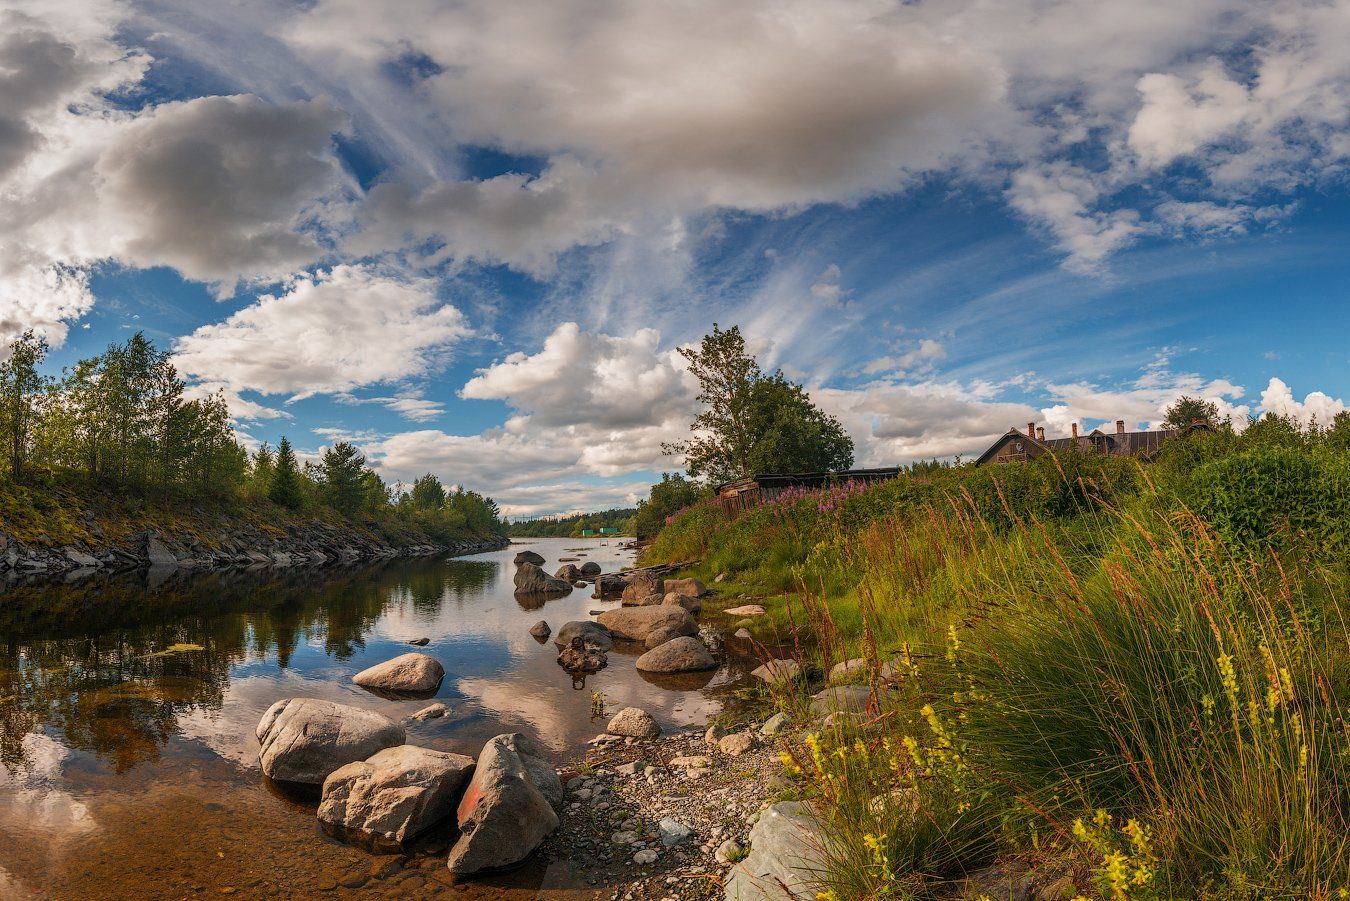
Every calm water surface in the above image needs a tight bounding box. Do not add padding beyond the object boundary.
[0,539,753,899]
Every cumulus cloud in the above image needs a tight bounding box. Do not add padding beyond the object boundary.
[173,265,471,406]
[1259,378,1346,429]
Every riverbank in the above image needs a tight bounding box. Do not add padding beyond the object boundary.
[0,481,506,580]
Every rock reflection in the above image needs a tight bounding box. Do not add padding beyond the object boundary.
[0,559,495,775]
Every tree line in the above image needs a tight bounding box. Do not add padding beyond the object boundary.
[503,507,637,538]
[0,331,500,540]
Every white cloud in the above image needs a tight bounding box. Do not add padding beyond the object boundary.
[172,265,470,407]
[1258,377,1346,429]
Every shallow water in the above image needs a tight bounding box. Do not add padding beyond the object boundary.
[0,538,753,899]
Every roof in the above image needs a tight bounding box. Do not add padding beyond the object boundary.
[974,422,1209,466]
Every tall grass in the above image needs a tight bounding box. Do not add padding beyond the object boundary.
[647,430,1350,898]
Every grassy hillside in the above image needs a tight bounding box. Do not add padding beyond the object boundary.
[647,419,1350,898]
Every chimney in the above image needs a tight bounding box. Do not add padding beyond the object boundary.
[1071,422,1079,439]
[1027,422,1036,439]
[1036,427,1045,441]
[1116,419,1125,435]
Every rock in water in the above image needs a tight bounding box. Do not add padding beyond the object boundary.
[555,563,583,582]
[553,621,614,651]
[596,606,698,642]
[579,561,602,577]
[446,734,562,874]
[408,637,430,647]
[529,620,551,640]
[724,801,827,900]
[256,698,405,785]
[352,653,445,694]
[644,626,683,649]
[750,659,801,685]
[557,637,608,673]
[606,707,661,739]
[724,605,767,617]
[318,745,474,851]
[513,550,546,566]
[635,636,717,673]
[514,561,574,594]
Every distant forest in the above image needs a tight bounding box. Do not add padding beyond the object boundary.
[504,508,636,538]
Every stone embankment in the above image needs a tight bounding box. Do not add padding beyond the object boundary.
[0,520,507,579]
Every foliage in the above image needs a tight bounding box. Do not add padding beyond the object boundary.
[634,471,704,539]
[504,507,636,538]
[0,332,502,545]
[647,419,1350,898]
[663,323,852,483]
[1162,394,1220,429]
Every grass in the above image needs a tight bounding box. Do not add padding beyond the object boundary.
[645,429,1350,898]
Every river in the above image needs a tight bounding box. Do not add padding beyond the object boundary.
[0,538,752,898]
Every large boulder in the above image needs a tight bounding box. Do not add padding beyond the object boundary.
[724,802,827,900]
[553,621,614,652]
[664,577,709,598]
[622,592,665,607]
[352,653,445,694]
[446,734,562,874]
[513,550,546,566]
[644,626,684,649]
[663,591,702,613]
[555,563,583,582]
[579,561,602,577]
[514,562,573,594]
[607,707,661,739]
[621,572,665,603]
[256,698,405,785]
[596,606,698,642]
[318,745,474,851]
[635,636,717,673]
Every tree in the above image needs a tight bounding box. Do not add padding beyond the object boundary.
[634,472,703,539]
[320,441,367,515]
[1163,396,1219,430]
[0,331,50,480]
[410,473,447,509]
[665,324,853,483]
[269,437,302,509]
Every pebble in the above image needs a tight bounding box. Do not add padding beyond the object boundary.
[633,849,659,865]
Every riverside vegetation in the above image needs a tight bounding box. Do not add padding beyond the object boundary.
[0,331,503,569]
[645,411,1350,899]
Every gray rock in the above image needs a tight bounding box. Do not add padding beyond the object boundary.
[658,817,694,846]
[635,636,717,673]
[596,606,698,642]
[621,572,665,603]
[256,698,405,785]
[664,577,709,598]
[644,626,682,649]
[514,561,573,594]
[827,657,868,684]
[719,732,757,756]
[513,550,546,566]
[446,733,561,874]
[760,712,788,736]
[662,591,702,613]
[724,802,827,900]
[555,563,583,582]
[750,659,800,685]
[553,621,614,652]
[529,620,551,639]
[408,637,430,646]
[145,536,178,568]
[724,605,766,617]
[734,628,753,640]
[633,848,659,865]
[65,549,98,567]
[410,702,449,721]
[606,707,661,739]
[318,745,474,850]
[579,561,602,576]
[353,653,445,694]
[716,838,745,864]
[809,686,873,716]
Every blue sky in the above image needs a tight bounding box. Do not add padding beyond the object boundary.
[3,0,1349,516]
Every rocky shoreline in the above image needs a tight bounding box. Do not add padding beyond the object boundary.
[0,519,508,581]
